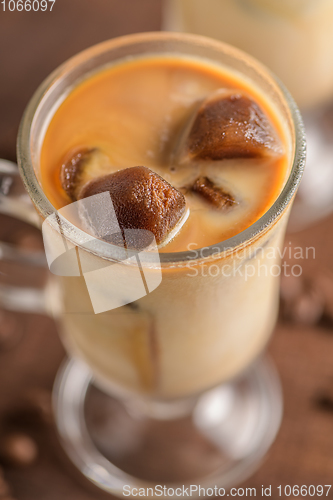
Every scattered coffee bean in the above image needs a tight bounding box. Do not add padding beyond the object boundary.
[23,388,53,425]
[315,394,333,413]
[288,287,324,326]
[279,268,333,327]
[0,433,38,467]
[313,272,333,323]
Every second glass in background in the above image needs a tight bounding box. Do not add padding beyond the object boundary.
[164,0,333,228]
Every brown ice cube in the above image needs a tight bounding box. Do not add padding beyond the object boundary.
[190,176,237,210]
[181,90,282,162]
[0,433,38,467]
[79,166,186,246]
[60,147,111,200]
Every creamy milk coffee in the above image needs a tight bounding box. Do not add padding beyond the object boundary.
[40,55,292,399]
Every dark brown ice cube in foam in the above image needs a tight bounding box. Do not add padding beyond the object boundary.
[180,90,282,162]
[190,176,237,210]
[79,166,187,247]
[60,148,111,200]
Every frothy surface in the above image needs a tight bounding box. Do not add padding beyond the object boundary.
[40,56,290,252]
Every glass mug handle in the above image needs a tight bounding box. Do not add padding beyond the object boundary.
[0,158,53,315]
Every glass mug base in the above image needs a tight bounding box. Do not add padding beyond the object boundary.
[53,356,282,498]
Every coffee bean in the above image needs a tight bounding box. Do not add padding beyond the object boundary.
[0,433,38,467]
[279,270,332,326]
[289,288,324,326]
[313,272,333,323]
[315,394,333,412]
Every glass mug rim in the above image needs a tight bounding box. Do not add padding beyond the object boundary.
[17,31,306,266]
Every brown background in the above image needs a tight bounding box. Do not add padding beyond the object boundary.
[1,1,333,498]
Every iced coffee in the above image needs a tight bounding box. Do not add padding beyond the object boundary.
[165,0,333,108]
[40,53,292,399]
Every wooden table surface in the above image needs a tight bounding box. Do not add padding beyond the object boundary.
[1,1,333,499]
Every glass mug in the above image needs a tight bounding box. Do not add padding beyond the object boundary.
[0,33,305,497]
[164,0,333,109]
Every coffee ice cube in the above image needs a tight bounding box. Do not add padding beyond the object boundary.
[60,147,111,200]
[181,90,282,162]
[190,176,237,209]
[79,166,187,246]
